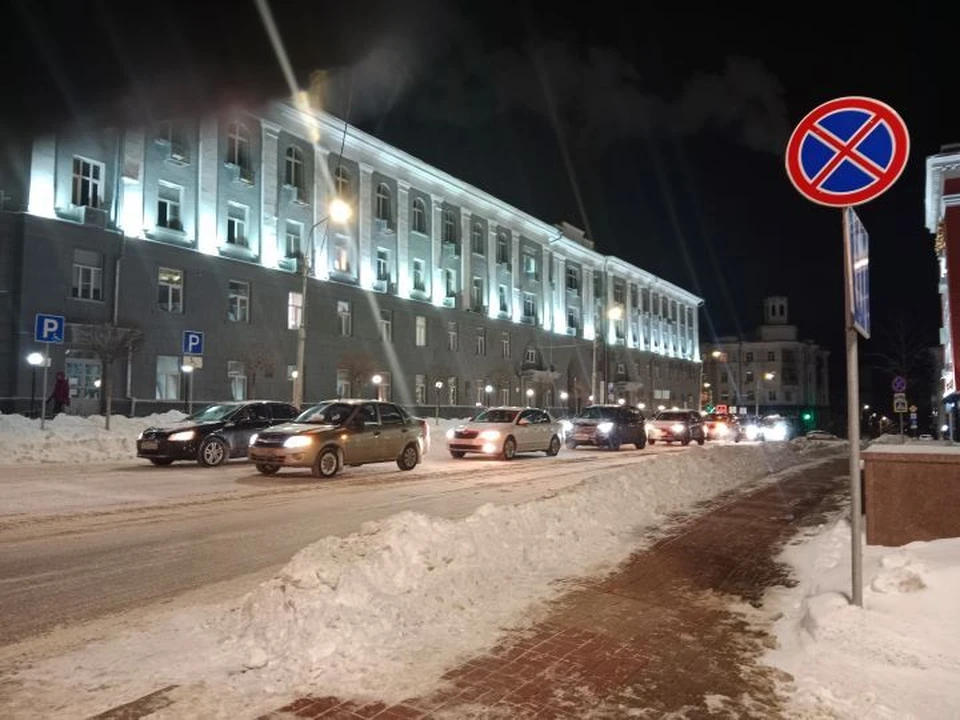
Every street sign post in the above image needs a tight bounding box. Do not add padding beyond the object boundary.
[893,393,908,413]
[785,96,910,609]
[182,331,204,356]
[34,313,65,430]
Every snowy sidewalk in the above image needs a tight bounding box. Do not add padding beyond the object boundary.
[262,457,848,719]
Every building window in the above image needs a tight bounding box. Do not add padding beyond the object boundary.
[524,348,537,364]
[375,183,391,222]
[376,248,390,282]
[565,266,580,294]
[72,157,103,208]
[157,182,182,230]
[336,369,351,399]
[379,309,393,342]
[337,300,353,336]
[500,388,510,405]
[442,208,456,243]
[475,327,486,355]
[228,360,247,401]
[334,244,350,273]
[631,285,638,308]
[444,268,457,297]
[746,352,754,363]
[613,281,625,305]
[227,202,248,246]
[288,291,303,330]
[447,376,458,405]
[785,390,793,402]
[158,120,188,160]
[412,259,426,292]
[376,371,392,401]
[333,165,351,198]
[501,332,511,358]
[415,315,427,346]
[768,390,777,402]
[523,252,538,279]
[447,322,458,351]
[226,121,251,169]
[471,222,485,255]
[284,146,304,195]
[72,249,103,301]
[496,230,509,264]
[155,355,181,400]
[228,281,250,322]
[566,308,578,331]
[471,277,485,311]
[158,267,183,313]
[768,351,776,361]
[498,285,509,313]
[285,220,302,258]
[745,370,754,383]
[415,374,426,404]
[411,197,426,234]
[523,292,537,319]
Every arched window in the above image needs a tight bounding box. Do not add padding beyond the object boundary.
[226,121,250,168]
[442,208,456,243]
[411,198,426,234]
[471,221,485,255]
[375,183,391,221]
[284,146,304,190]
[334,166,351,197]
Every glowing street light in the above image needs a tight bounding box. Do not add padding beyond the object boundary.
[434,380,443,424]
[26,352,45,419]
[180,363,195,414]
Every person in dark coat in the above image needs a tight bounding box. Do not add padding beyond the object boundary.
[48,371,71,415]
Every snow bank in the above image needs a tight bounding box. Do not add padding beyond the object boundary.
[0,411,186,464]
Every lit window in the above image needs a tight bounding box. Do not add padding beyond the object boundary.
[334,244,350,273]
[375,183,391,222]
[156,182,182,231]
[523,252,538,279]
[72,157,102,208]
[226,122,250,169]
[412,198,426,233]
[284,146,304,197]
[227,202,248,246]
[155,355,180,400]
[376,372,392,401]
[285,220,302,258]
[334,165,350,197]
[523,292,536,319]
[415,374,426,404]
[376,248,390,282]
[379,309,393,342]
[471,222,485,255]
[415,316,427,347]
[228,281,250,323]
[72,249,102,301]
[336,369,351,399]
[228,360,247,401]
[338,300,352,336]
[565,266,580,294]
[525,348,537,364]
[288,292,303,330]
[158,267,183,313]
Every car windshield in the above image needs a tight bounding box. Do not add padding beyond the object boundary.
[296,402,354,425]
[472,408,519,423]
[655,411,688,422]
[185,404,240,423]
[577,406,617,420]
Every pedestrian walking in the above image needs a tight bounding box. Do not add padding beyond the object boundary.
[47,371,71,415]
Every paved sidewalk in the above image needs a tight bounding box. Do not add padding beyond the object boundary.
[263,457,848,719]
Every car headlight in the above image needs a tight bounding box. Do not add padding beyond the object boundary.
[168,430,196,442]
[445,428,455,439]
[671,423,686,434]
[137,430,144,441]
[745,425,759,440]
[479,430,500,440]
[283,435,312,448]
[248,433,259,446]
[597,421,614,434]
[716,423,727,434]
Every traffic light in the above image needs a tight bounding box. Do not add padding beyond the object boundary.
[802,412,812,421]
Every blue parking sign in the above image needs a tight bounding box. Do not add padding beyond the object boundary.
[182,330,204,355]
[35,313,65,343]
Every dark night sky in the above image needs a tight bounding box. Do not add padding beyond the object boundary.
[0,0,951,407]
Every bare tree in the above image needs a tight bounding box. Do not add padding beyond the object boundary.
[241,343,275,400]
[868,311,936,391]
[339,351,377,398]
[76,323,143,430]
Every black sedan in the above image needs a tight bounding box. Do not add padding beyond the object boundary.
[136,401,300,467]
[565,404,646,450]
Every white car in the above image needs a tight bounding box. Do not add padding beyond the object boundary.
[446,406,563,460]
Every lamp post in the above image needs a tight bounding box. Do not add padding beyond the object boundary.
[292,197,353,408]
[434,380,443,424]
[371,373,382,401]
[26,352,44,418]
[592,304,623,403]
[181,364,194,415]
[484,384,493,406]
[526,387,534,405]
[755,371,775,419]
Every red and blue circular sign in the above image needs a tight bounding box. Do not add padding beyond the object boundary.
[785,96,909,207]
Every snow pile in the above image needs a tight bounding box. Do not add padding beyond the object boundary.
[765,520,960,717]
[0,411,186,464]
[5,441,846,719]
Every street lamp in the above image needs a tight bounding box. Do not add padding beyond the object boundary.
[434,380,443,424]
[26,352,44,418]
[180,364,195,415]
[484,384,493,406]
[526,387,534,405]
[371,373,382,400]
[755,371,775,419]
[292,198,353,408]
[592,303,623,403]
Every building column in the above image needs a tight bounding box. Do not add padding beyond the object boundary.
[313,145,331,279]
[583,262,595,340]
[119,127,145,239]
[461,210,473,309]
[541,247,552,331]
[431,194,445,304]
[510,228,521,321]
[397,180,410,298]
[260,121,281,269]
[358,163,374,289]
[554,256,566,333]
[606,269,616,344]
[487,224,499,316]
[197,116,219,254]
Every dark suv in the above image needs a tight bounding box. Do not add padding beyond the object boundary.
[566,404,646,450]
[647,409,706,446]
[137,400,300,467]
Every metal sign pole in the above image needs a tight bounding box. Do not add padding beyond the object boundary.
[899,412,905,443]
[843,208,864,608]
[40,347,50,430]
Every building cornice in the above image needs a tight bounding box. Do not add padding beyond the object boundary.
[926,151,960,232]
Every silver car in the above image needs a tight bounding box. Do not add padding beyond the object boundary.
[446,406,563,460]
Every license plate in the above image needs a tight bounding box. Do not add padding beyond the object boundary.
[140,440,159,450]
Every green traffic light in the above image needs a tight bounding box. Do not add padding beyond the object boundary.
[802,412,812,421]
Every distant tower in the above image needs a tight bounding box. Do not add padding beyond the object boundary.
[764,296,789,325]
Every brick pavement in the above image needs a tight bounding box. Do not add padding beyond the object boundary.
[263,457,848,719]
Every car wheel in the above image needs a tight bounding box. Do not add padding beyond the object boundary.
[697,434,705,446]
[255,463,279,475]
[449,450,465,459]
[735,434,742,443]
[198,437,228,467]
[501,436,517,461]
[607,433,621,451]
[635,434,646,450]
[312,446,341,478]
[397,443,419,471]
[149,458,174,466]
[648,439,656,445]
[545,435,561,456]
[565,438,578,450]
[681,437,691,446]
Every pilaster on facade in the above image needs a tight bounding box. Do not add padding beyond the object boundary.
[396,180,410,297]
[358,163,374,289]
[583,261,595,340]
[313,145,331,279]
[553,255,566,333]
[260,121,281,269]
[28,136,56,219]
[541,247,552,332]
[606,267,617,346]
[119,127,145,239]
[510,227,521,321]
[430,194,445,305]
[487,225,499,316]
[460,209,473,309]
[197,116,219,255]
